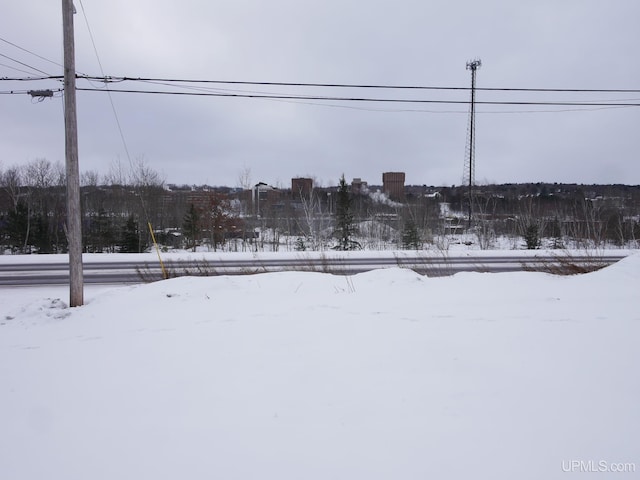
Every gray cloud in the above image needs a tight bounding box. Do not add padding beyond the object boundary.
[1,0,639,187]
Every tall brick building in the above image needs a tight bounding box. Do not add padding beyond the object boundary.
[382,172,405,201]
[291,177,313,198]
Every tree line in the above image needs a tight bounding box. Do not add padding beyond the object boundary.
[1,158,639,254]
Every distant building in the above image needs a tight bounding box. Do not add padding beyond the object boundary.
[251,182,279,216]
[186,190,215,210]
[382,172,405,201]
[291,177,313,198]
[351,178,368,195]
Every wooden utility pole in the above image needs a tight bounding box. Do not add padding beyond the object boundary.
[62,0,84,306]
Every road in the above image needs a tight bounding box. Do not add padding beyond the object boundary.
[0,251,631,286]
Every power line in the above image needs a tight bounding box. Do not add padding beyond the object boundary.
[72,75,640,108]
[0,75,53,81]
[131,78,640,106]
[0,62,38,76]
[0,36,63,69]
[2,85,632,113]
[77,0,134,165]
[77,0,161,273]
[4,71,639,107]
[79,75,640,94]
[0,52,50,76]
[75,86,640,107]
[4,73,640,96]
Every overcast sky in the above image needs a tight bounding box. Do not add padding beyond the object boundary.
[1,0,639,188]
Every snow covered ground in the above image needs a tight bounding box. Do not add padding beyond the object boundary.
[1,254,639,479]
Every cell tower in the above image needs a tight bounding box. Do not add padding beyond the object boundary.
[463,59,481,228]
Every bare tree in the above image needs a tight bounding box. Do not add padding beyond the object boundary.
[296,188,331,251]
[81,169,100,187]
[202,193,237,252]
[129,157,165,188]
[25,158,55,191]
[105,158,128,186]
[473,195,497,250]
[0,166,23,212]
[237,165,253,190]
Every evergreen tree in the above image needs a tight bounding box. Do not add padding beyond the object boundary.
[97,208,117,253]
[86,209,116,253]
[524,223,540,249]
[6,202,30,253]
[32,213,53,253]
[333,174,360,250]
[294,236,307,251]
[402,218,421,250]
[182,203,200,252]
[120,215,143,253]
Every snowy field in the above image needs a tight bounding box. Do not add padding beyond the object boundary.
[1,255,639,479]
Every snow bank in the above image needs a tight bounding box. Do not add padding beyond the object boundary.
[1,256,638,479]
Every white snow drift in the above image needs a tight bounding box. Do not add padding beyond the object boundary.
[1,255,639,479]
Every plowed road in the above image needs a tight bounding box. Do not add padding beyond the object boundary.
[0,251,631,286]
